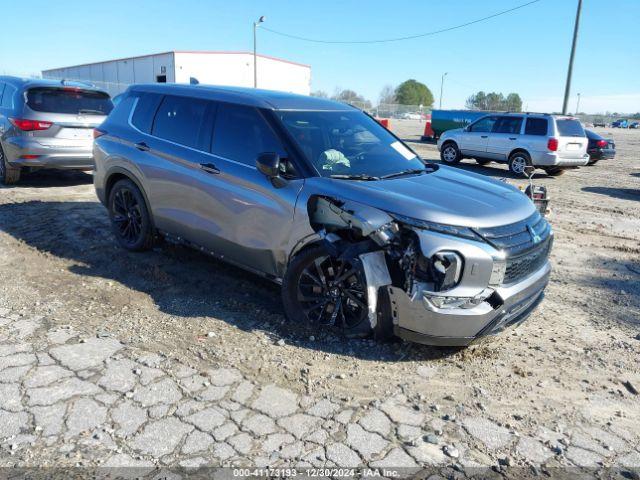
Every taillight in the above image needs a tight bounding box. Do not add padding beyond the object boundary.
[547,138,558,151]
[93,128,107,139]
[596,139,607,148]
[10,118,53,131]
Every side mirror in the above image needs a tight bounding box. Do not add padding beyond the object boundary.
[256,152,288,187]
[256,152,280,178]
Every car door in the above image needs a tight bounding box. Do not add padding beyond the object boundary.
[128,92,215,238]
[485,116,524,161]
[459,115,498,157]
[187,102,304,277]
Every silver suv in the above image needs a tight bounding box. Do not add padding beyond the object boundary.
[437,113,589,176]
[94,84,552,346]
[0,76,113,184]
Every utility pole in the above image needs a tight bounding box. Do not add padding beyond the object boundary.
[562,0,582,114]
[253,16,265,88]
[439,72,448,109]
[575,93,581,115]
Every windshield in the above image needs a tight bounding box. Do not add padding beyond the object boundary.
[27,87,113,115]
[276,110,426,178]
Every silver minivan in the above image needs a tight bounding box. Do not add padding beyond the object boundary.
[94,84,552,346]
[437,113,589,176]
[0,76,113,184]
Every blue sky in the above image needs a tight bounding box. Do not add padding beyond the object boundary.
[1,0,638,113]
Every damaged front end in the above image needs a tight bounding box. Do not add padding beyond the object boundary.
[307,196,552,346]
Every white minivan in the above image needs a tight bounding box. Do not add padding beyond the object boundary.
[437,113,589,176]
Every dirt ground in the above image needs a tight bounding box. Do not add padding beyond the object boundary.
[0,122,639,471]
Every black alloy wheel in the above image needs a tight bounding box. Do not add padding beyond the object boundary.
[297,254,368,329]
[108,179,155,251]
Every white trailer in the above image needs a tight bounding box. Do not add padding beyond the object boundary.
[42,51,311,97]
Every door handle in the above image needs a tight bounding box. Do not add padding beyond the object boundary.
[481,135,488,138]
[135,141,150,152]
[509,137,517,140]
[200,162,220,174]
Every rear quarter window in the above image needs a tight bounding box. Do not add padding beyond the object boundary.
[555,118,585,137]
[131,93,163,134]
[524,118,548,136]
[1,84,16,109]
[27,87,113,115]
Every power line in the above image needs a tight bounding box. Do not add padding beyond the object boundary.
[261,0,541,44]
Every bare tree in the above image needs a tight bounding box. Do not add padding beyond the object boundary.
[378,84,396,105]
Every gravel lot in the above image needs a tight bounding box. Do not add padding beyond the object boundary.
[0,122,638,476]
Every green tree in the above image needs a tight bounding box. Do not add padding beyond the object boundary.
[485,92,505,110]
[394,79,434,107]
[466,91,523,111]
[505,93,523,112]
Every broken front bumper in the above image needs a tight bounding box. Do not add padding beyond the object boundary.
[389,260,551,346]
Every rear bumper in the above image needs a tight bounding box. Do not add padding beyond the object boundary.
[532,152,589,167]
[391,261,551,346]
[588,149,616,160]
[3,137,94,170]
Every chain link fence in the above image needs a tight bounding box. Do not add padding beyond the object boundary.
[332,100,431,119]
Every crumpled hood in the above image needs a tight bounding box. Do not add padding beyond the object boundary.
[306,165,536,228]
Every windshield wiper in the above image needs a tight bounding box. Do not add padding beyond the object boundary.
[379,168,429,180]
[78,109,105,115]
[329,173,380,181]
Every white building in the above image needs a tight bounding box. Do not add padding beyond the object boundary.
[41,51,311,96]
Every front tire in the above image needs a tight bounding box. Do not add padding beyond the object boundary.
[0,145,21,185]
[440,142,462,164]
[108,179,155,251]
[508,151,532,177]
[282,244,391,339]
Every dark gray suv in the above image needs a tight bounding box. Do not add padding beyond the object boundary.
[93,84,552,346]
[0,76,113,184]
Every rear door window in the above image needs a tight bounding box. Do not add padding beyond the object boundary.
[26,87,113,115]
[212,103,286,166]
[494,116,523,134]
[468,116,498,133]
[525,118,548,136]
[131,92,163,134]
[151,95,212,150]
[555,118,585,137]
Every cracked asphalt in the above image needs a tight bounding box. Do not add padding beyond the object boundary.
[0,123,639,477]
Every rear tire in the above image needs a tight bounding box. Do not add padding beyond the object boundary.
[440,142,462,164]
[282,244,392,340]
[508,151,532,177]
[544,167,566,176]
[108,179,155,251]
[0,145,21,185]
[475,158,492,166]
[587,158,599,166]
